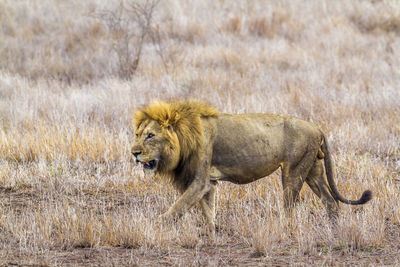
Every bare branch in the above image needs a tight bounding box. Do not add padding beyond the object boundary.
[94,0,160,80]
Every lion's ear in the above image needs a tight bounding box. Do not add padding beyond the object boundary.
[170,112,180,125]
[161,111,180,128]
[167,125,174,132]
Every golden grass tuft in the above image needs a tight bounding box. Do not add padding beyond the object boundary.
[0,122,128,162]
[0,0,399,265]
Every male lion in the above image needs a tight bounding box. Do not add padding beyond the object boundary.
[132,100,372,232]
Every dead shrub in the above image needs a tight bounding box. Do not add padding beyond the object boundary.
[96,0,160,80]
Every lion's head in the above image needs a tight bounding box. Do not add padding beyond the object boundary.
[131,118,180,172]
[132,100,219,189]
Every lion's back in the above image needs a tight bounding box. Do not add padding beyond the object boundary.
[210,113,322,182]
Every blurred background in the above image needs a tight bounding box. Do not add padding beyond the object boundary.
[0,0,399,265]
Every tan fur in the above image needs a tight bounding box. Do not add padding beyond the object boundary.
[132,100,372,234]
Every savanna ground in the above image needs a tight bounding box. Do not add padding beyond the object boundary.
[1,0,400,266]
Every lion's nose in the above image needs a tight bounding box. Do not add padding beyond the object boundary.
[132,151,141,158]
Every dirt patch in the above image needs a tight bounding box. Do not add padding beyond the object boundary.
[2,245,400,266]
[1,187,400,266]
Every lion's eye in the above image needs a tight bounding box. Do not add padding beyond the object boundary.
[145,133,154,140]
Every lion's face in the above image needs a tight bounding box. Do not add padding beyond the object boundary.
[132,119,180,173]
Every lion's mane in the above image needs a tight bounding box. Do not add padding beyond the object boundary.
[134,100,219,191]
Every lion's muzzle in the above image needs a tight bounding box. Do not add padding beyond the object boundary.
[132,151,142,163]
[132,151,141,158]
[132,150,158,170]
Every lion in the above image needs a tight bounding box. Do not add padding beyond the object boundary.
[132,100,372,233]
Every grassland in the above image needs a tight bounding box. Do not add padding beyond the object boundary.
[0,0,400,266]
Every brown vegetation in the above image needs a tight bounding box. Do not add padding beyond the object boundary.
[0,0,399,266]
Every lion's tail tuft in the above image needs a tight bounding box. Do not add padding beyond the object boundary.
[358,190,373,204]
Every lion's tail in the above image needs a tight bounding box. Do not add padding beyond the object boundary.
[321,133,372,205]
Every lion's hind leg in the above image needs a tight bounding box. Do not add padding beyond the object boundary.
[281,148,319,214]
[305,159,339,221]
[281,164,306,214]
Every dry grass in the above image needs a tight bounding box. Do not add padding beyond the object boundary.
[1,0,400,266]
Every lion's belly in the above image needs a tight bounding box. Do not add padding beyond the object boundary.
[209,164,282,184]
[210,114,286,184]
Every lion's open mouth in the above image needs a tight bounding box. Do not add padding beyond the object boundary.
[143,160,156,170]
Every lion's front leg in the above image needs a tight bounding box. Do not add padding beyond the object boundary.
[161,177,211,220]
[200,183,216,236]
[161,117,216,228]
[162,128,215,221]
